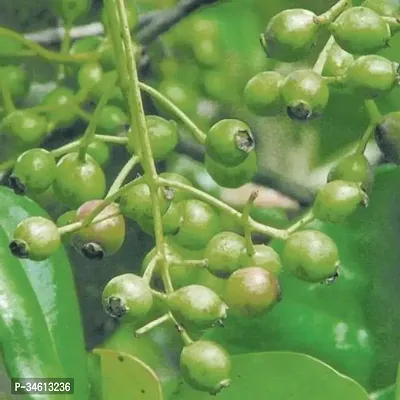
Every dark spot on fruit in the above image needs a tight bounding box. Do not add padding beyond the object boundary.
[82,242,104,260]
[287,102,312,121]
[9,175,26,195]
[117,355,124,362]
[9,239,29,259]
[105,296,127,319]
[235,130,255,153]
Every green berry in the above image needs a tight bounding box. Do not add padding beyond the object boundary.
[161,202,182,235]
[205,152,258,188]
[10,148,56,195]
[328,153,374,193]
[72,200,125,260]
[344,55,398,99]
[57,210,76,244]
[329,7,390,55]
[70,36,102,55]
[204,232,246,278]
[224,267,280,317]
[0,65,30,101]
[192,38,221,67]
[53,152,106,209]
[91,70,123,102]
[2,111,48,147]
[281,69,329,121]
[127,116,178,161]
[119,182,171,222]
[362,0,400,17]
[97,105,128,135]
[260,9,319,62]
[42,86,76,126]
[87,140,110,166]
[205,119,255,167]
[78,62,103,90]
[281,230,340,282]
[9,216,60,261]
[239,245,282,275]
[172,200,220,250]
[102,273,153,320]
[375,111,400,163]
[322,43,354,77]
[243,71,284,116]
[313,180,367,223]
[167,285,228,329]
[180,341,231,395]
[51,0,91,24]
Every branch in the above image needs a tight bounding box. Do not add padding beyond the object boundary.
[175,140,316,207]
[24,0,219,46]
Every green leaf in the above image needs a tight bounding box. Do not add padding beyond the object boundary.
[0,186,88,399]
[396,363,400,400]
[370,385,396,400]
[89,348,163,400]
[171,352,369,400]
[100,322,181,398]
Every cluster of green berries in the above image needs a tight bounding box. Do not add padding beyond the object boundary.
[245,4,400,121]
[4,0,400,395]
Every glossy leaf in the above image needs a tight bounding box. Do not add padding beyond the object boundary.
[0,186,88,398]
[90,348,163,400]
[172,352,369,400]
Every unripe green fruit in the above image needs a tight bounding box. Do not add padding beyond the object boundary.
[224,267,280,317]
[53,152,106,209]
[192,38,221,67]
[281,230,340,283]
[127,115,178,161]
[161,202,182,235]
[102,273,153,320]
[205,151,258,189]
[322,43,354,77]
[260,9,319,62]
[180,341,231,395]
[159,172,193,202]
[0,65,30,101]
[313,180,367,223]
[9,216,60,261]
[72,200,125,260]
[10,148,57,195]
[167,285,228,329]
[329,7,390,55]
[78,62,103,90]
[205,119,255,167]
[70,36,102,55]
[375,111,400,163]
[119,183,171,222]
[57,210,76,244]
[172,200,220,250]
[344,55,398,99]
[42,86,76,127]
[362,0,400,17]
[204,232,246,278]
[91,70,124,101]
[328,153,374,193]
[280,69,329,121]
[239,245,282,275]
[97,105,128,135]
[87,140,110,166]
[243,71,284,116]
[2,111,48,147]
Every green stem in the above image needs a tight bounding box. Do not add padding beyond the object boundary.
[94,135,128,144]
[0,26,97,64]
[157,177,288,240]
[51,141,81,158]
[143,255,159,283]
[134,314,170,338]
[313,36,336,74]
[315,0,350,24]
[396,362,400,400]
[139,82,206,144]
[1,85,15,113]
[355,123,376,154]
[107,155,140,196]
[242,191,258,256]
[58,210,121,235]
[168,312,193,346]
[382,16,400,32]
[81,176,145,227]
[107,0,173,294]
[175,259,208,268]
[78,73,117,160]
[287,210,315,235]
[58,24,72,80]
[364,99,383,124]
